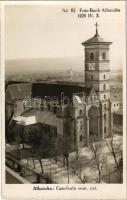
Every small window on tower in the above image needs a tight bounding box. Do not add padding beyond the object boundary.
[104,94,106,99]
[104,74,106,79]
[80,121,83,130]
[80,135,82,142]
[79,109,82,116]
[102,52,106,60]
[90,52,94,61]
[103,84,106,90]
[104,127,106,133]
[104,113,106,120]
[104,103,106,109]
[91,75,93,80]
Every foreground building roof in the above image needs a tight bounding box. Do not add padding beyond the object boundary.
[13,108,63,133]
[32,83,91,100]
[5,83,32,103]
[6,81,93,105]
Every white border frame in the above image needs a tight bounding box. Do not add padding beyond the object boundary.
[1,1,126,200]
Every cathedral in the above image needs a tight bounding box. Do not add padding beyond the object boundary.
[5,23,112,152]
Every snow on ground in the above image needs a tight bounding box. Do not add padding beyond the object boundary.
[6,135,122,183]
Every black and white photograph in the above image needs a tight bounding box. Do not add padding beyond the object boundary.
[1,1,126,199]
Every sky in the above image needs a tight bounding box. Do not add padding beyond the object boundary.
[5,2,125,70]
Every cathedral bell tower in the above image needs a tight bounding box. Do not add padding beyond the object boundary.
[82,23,112,101]
[82,23,112,139]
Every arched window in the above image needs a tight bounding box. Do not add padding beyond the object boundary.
[103,84,106,90]
[104,127,106,133]
[90,52,94,61]
[104,113,106,120]
[104,94,106,99]
[79,109,82,116]
[80,121,82,130]
[102,52,106,60]
[104,103,106,109]
[91,75,93,80]
[104,74,106,79]
[80,135,82,142]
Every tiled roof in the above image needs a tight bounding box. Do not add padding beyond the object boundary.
[6,83,32,103]
[6,82,91,103]
[13,109,63,133]
[82,34,112,46]
[32,83,91,100]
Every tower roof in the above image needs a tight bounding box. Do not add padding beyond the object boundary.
[82,23,112,46]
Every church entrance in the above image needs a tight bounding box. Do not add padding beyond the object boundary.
[88,106,98,142]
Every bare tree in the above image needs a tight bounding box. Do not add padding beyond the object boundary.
[75,165,88,183]
[106,135,123,182]
[62,118,72,167]
[28,126,45,174]
[107,136,122,170]
[88,142,105,183]
[75,148,79,172]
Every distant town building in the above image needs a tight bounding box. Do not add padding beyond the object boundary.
[111,88,123,113]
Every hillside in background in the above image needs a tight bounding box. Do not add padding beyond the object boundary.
[5,57,84,75]
[5,58,122,87]
[6,57,122,75]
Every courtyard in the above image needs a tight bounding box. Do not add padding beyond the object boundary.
[6,134,123,184]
